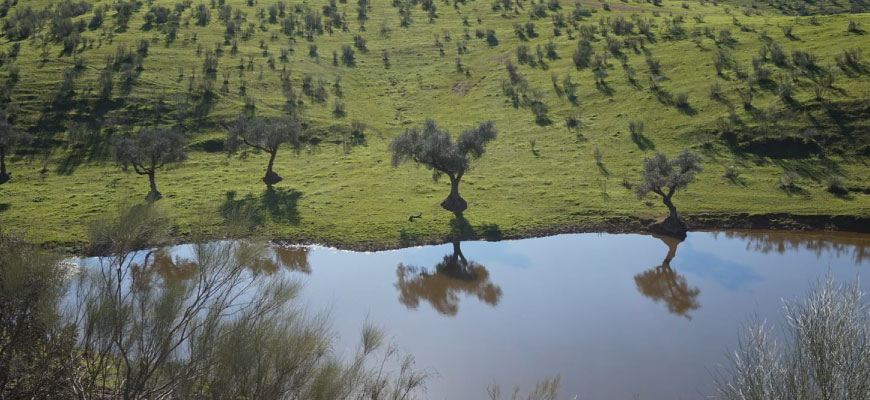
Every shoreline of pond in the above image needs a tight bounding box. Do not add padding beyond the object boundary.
[46,212,870,256]
[269,212,870,252]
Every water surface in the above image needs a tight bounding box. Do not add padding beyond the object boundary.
[82,231,870,400]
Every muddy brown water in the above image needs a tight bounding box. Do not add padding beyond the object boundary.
[78,231,870,400]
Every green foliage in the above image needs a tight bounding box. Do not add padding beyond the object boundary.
[114,127,188,200]
[390,119,497,182]
[636,151,702,217]
[0,231,72,399]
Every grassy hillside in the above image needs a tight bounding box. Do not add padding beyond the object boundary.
[0,0,868,250]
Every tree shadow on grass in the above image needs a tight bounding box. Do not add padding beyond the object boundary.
[774,158,844,183]
[263,186,302,224]
[57,131,113,175]
[779,184,810,197]
[596,161,610,177]
[399,229,428,247]
[631,132,655,151]
[654,89,673,106]
[220,187,302,226]
[677,103,697,116]
[450,212,502,241]
[595,81,615,96]
[725,174,748,187]
[0,203,9,213]
[828,187,853,200]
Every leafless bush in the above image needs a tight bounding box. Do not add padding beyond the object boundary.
[715,276,870,400]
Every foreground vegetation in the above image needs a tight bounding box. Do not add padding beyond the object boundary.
[0,0,868,249]
[0,206,431,400]
[715,276,870,400]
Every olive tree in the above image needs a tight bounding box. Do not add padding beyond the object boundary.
[226,115,302,186]
[0,114,31,184]
[635,151,702,226]
[114,128,187,202]
[390,119,497,214]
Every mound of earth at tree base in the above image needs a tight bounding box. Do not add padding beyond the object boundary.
[648,216,689,240]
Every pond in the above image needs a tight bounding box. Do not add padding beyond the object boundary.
[78,230,870,400]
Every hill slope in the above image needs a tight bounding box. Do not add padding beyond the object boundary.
[0,0,868,249]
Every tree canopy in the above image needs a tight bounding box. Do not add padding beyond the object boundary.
[114,127,187,201]
[635,150,702,220]
[389,119,497,213]
[226,115,303,185]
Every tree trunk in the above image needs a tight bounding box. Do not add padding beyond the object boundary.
[662,194,678,220]
[263,150,283,185]
[440,174,467,214]
[146,170,162,202]
[0,149,8,184]
[451,240,467,265]
[648,192,687,240]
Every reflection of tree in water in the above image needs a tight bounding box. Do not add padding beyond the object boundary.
[248,244,311,275]
[131,249,198,285]
[634,235,700,319]
[720,231,870,265]
[395,241,502,316]
[131,243,311,284]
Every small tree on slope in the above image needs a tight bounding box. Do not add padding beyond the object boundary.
[390,119,497,214]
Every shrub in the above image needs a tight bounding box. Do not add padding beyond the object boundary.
[768,42,787,67]
[565,112,581,130]
[333,99,346,117]
[792,50,817,71]
[516,45,533,64]
[835,48,863,72]
[674,93,689,108]
[194,3,211,26]
[341,45,355,66]
[737,86,753,109]
[545,41,558,59]
[778,171,800,190]
[709,83,723,99]
[629,120,645,139]
[722,165,740,181]
[777,75,792,100]
[646,55,661,76]
[530,100,550,125]
[572,40,593,68]
[826,175,846,193]
[353,34,367,51]
[485,29,498,46]
[715,277,869,400]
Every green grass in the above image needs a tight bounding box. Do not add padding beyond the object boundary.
[0,0,869,250]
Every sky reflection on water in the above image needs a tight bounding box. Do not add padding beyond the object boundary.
[81,230,870,400]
